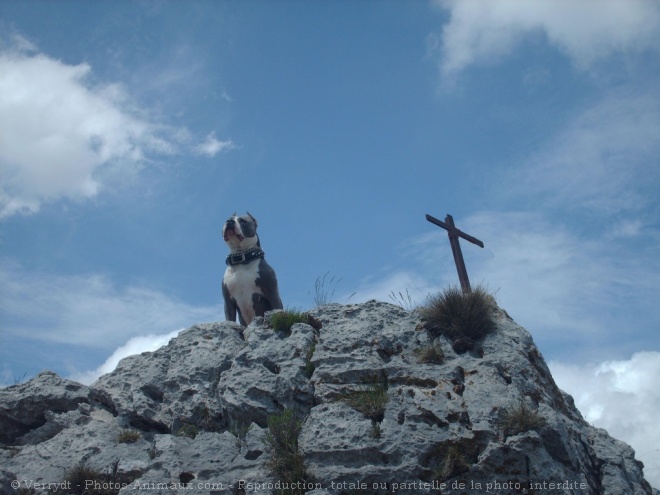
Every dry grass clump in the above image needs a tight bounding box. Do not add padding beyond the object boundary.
[59,460,142,495]
[420,285,496,347]
[498,398,546,436]
[312,272,355,307]
[388,289,417,311]
[415,340,445,364]
[434,444,470,481]
[63,462,106,494]
[116,429,141,444]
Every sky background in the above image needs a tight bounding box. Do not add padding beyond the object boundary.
[1,0,659,486]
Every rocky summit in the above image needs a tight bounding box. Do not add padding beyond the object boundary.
[0,300,656,495]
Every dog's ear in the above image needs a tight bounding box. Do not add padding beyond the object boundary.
[247,211,258,227]
[232,211,237,217]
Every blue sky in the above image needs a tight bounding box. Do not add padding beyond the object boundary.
[1,0,659,485]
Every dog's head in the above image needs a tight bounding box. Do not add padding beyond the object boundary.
[223,212,260,252]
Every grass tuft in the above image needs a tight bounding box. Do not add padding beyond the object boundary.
[263,409,313,495]
[312,272,356,307]
[338,376,389,423]
[59,460,143,495]
[498,398,546,436]
[303,342,316,378]
[313,272,340,307]
[434,444,470,481]
[388,289,417,311]
[174,422,199,439]
[116,429,141,444]
[63,462,105,494]
[229,419,253,449]
[370,421,382,439]
[420,285,496,346]
[415,340,445,364]
[270,309,311,333]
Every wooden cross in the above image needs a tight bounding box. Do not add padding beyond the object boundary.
[425,213,484,293]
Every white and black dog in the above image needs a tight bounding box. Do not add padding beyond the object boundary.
[222,212,283,326]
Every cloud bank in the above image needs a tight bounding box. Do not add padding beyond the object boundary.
[0,40,234,217]
[550,353,660,488]
[0,261,221,349]
[69,329,183,385]
[516,90,660,214]
[0,47,171,216]
[434,0,660,78]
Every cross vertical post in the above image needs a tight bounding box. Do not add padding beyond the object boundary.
[425,213,484,293]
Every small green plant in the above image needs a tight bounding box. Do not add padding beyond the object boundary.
[270,309,311,333]
[338,376,389,423]
[415,340,445,364]
[229,419,253,449]
[194,402,217,432]
[263,409,313,495]
[370,421,382,439]
[498,398,546,436]
[303,342,316,378]
[420,285,496,344]
[434,444,470,481]
[388,289,417,311]
[175,422,199,439]
[116,429,141,444]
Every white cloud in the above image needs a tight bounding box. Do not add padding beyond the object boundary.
[195,132,235,157]
[0,46,182,217]
[513,91,660,214]
[0,40,231,218]
[0,261,221,349]
[550,353,660,489]
[69,329,182,385]
[434,0,660,78]
[462,212,604,333]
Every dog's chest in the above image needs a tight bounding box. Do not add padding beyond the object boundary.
[223,261,263,317]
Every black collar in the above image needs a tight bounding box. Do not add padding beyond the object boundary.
[226,247,265,266]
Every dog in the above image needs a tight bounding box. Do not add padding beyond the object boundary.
[222,212,283,326]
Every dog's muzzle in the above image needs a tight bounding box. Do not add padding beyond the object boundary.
[224,219,244,241]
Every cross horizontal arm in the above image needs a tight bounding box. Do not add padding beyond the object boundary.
[425,214,485,248]
[454,228,484,248]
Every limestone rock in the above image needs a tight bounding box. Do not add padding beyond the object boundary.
[0,301,655,495]
[0,370,92,444]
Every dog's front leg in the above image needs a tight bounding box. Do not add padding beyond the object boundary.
[222,282,237,323]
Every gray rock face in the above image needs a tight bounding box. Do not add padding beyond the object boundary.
[0,301,655,495]
[0,370,92,444]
